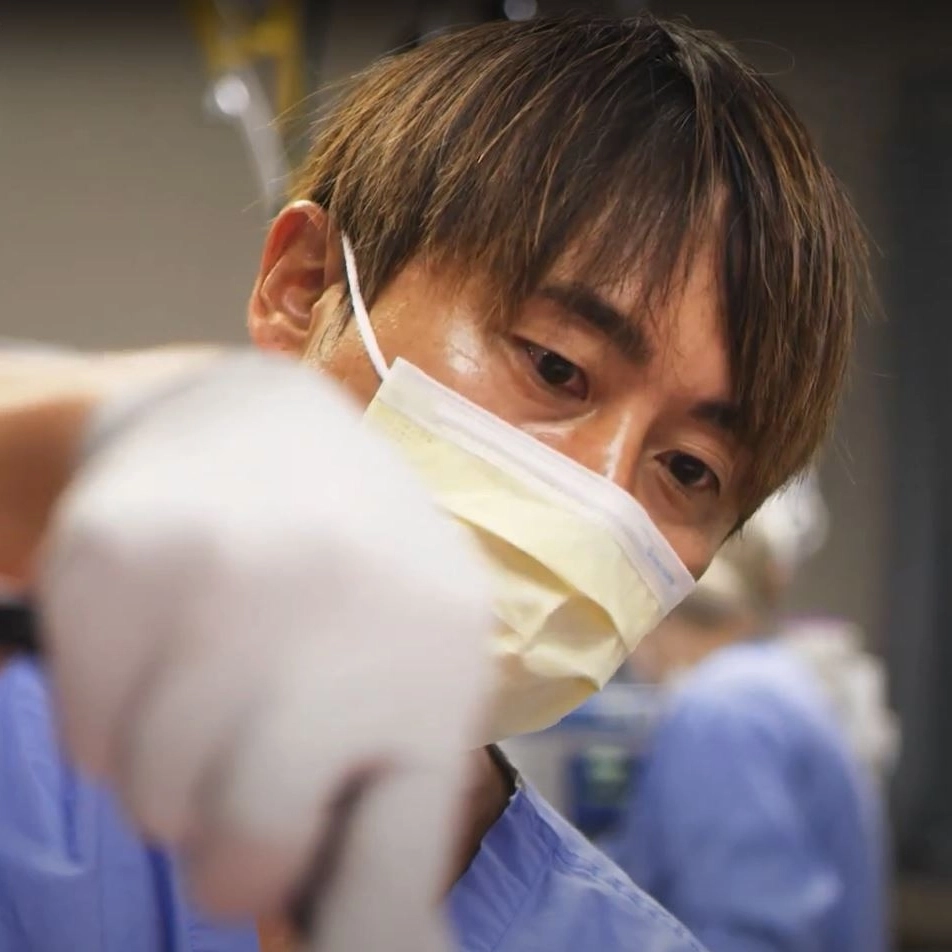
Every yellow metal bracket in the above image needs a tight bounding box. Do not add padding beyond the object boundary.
[186,0,305,118]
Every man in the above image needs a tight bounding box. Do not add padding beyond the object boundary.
[0,13,868,952]
[606,479,889,952]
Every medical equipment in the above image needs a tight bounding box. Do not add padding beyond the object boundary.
[188,0,303,217]
[502,680,665,837]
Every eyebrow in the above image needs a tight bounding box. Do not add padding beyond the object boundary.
[692,399,740,435]
[537,282,652,364]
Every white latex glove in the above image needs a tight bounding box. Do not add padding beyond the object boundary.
[35,352,493,950]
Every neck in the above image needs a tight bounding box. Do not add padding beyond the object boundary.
[444,746,515,890]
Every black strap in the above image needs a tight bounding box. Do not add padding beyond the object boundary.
[0,601,40,655]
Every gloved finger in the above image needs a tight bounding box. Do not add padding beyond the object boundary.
[109,549,314,844]
[302,766,462,952]
[182,759,391,922]
[38,501,175,777]
[175,633,382,916]
[112,644,266,845]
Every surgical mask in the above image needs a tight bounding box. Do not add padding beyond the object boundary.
[341,236,694,742]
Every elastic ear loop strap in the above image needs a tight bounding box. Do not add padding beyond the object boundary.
[341,235,389,379]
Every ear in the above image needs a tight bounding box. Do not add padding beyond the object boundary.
[247,201,345,356]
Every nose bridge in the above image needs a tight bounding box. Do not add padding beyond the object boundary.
[567,403,650,491]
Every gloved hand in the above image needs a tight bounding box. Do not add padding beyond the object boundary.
[35,352,493,951]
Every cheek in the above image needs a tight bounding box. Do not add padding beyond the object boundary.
[376,311,516,417]
[434,321,486,379]
[309,293,503,415]
[663,523,731,579]
[304,322,382,410]
[408,320,501,402]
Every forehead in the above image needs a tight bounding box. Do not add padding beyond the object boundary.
[546,234,733,398]
[653,240,732,394]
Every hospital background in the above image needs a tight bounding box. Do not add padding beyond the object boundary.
[1,0,949,948]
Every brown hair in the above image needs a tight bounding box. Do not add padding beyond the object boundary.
[296,13,869,515]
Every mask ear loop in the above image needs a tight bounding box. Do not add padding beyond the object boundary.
[341,234,389,380]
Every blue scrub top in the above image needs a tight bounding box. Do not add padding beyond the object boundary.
[604,641,888,952]
[0,659,706,952]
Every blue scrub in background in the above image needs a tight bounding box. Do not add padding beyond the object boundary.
[0,659,708,952]
[604,641,887,952]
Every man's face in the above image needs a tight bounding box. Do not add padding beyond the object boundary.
[248,203,744,578]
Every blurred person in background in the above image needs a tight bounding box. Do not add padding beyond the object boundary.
[777,616,899,794]
[0,12,869,952]
[605,474,892,952]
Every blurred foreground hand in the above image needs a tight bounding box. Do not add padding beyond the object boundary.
[5,349,492,951]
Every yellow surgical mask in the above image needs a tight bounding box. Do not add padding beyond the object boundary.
[342,236,695,743]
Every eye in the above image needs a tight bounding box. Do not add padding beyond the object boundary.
[522,342,589,399]
[663,451,720,494]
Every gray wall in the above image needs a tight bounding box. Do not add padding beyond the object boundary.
[0,7,265,349]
